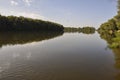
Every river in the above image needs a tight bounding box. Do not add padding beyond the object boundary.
[0,32,119,80]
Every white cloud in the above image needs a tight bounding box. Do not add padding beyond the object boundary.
[23,0,32,6]
[9,11,47,20]
[10,0,18,6]
[0,9,47,20]
[0,9,54,23]
[16,12,46,20]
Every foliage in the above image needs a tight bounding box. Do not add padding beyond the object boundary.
[97,1,120,78]
[81,27,95,34]
[64,27,95,34]
[98,0,120,33]
[109,32,120,48]
[0,14,64,31]
[98,19,117,34]
[98,0,120,48]
[118,0,120,14]
[64,27,81,33]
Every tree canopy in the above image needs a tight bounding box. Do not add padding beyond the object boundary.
[0,14,64,32]
[98,0,120,48]
[64,27,95,34]
[118,0,120,14]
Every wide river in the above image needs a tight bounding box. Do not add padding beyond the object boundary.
[0,32,119,80]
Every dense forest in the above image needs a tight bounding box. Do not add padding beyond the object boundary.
[98,0,120,48]
[64,27,95,34]
[98,0,120,33]
[0,14,64,31]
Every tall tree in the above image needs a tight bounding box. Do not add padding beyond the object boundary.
[118,0,120,14]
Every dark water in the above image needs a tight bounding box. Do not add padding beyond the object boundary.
[0,32,119,80]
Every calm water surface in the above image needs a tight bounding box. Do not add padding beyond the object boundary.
[0,32,119,80]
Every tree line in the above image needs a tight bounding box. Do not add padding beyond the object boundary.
[64,27,95,34]
[98,0,120,33]
[98,0,120,48]
[0,14,64,31]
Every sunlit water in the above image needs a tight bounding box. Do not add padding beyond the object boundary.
[0,32,119,80]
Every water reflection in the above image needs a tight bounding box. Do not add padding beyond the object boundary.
[0,31,63,79]
[110,48,120,80]
[64,29,95,34]
[99,33,120,80]
[0,32,118,80]
[0,31,63,48]
[0,31,96,48]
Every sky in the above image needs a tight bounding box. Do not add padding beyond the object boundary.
[0,0,117,28]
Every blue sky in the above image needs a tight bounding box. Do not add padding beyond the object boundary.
[0,0,117,28]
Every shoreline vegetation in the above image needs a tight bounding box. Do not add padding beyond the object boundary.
[0,27,96,47]
[98,0,120,48]
[98,0,120,75]
[0,14,96,47]
[64,27,95,34]
[0,14,64,32]
[0,14,96,33]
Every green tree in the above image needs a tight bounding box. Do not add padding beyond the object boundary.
[118,0,120,14]
[0,14,64,31]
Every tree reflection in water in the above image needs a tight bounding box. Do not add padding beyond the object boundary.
[99,33,120,80]
[0,31,64,47]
